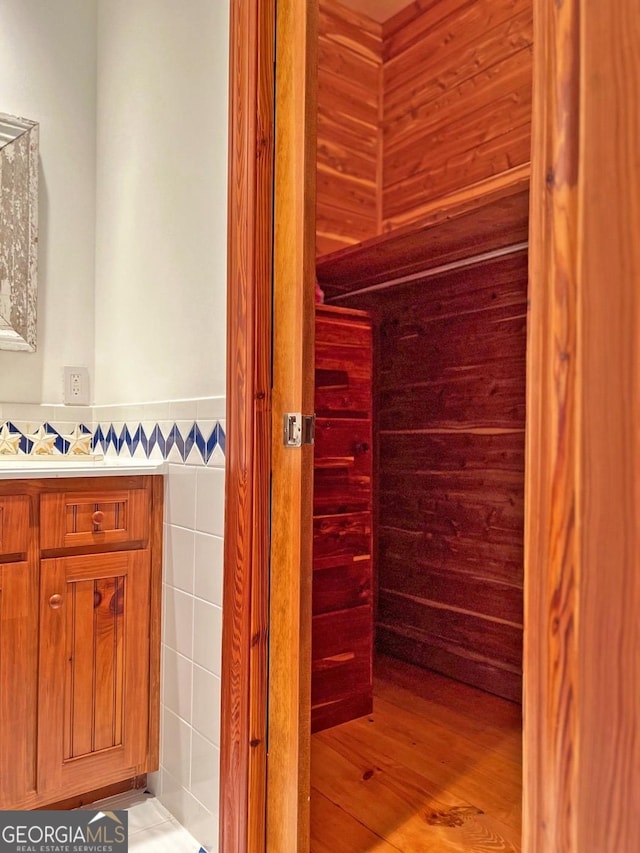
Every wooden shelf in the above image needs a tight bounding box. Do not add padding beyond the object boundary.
[316,168,529,300]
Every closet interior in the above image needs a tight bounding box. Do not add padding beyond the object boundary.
[310,0,531,849]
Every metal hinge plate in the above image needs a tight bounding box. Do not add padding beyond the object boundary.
[283,413,315,447]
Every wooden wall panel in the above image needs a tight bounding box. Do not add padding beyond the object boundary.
[381,0,533,231]
[354,251,528,701]
[316,0,382,255]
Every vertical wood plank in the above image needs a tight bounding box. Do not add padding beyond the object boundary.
[524,0,580,847]
[577,4,640,848]
[146,475,164,770]
[93,577,119,752]
[524,1,640,851]
[123,554,151,770]
[247,4,275,851]
[267,0,317,850]
[113,576,124,748]
[70,580,96,757]
[221,1,275,851]
[376,49,384,236]
[38,556,68,793]
[63,585,74,760]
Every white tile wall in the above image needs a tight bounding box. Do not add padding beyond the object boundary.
[165,526,196,594]
[193,599,223,676]
[158,455,224,850]
[167,465,198,530]
[191,731,220,815]
[195,468,225,536]
[194,533,223,606]
[163,648,193,723]
[192,666,221,747]
[162,708,192,783]
[164,587,195,660]
[161,767,217,851]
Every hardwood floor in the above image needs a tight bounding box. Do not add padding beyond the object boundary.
[310,655,522,852]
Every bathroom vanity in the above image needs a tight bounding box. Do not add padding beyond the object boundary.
[0,461,163,808]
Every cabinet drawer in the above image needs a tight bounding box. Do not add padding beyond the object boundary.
[314,419,372,514]
[312,606,372,707]
[313,512,371,567]
[0,496,29,558]
[40,488,149,551]
[316,314,371,349]
[315,341,371,419]
[313,557,371,615]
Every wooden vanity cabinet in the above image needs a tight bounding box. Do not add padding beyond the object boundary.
[0,475,162,809]
[312,305,374,732]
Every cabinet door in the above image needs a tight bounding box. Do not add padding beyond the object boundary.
[0,559,37,807]
[38,550,151,797]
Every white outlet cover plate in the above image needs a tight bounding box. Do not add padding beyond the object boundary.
[63,365,90,405]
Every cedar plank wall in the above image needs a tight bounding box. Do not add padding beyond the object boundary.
[317,0,532,700]
[356,252,527,702]
[316,1,382,255]
[381,0,533,231]
[317,0,533,249]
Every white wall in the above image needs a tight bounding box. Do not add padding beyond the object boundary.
[94,0,228,405]
[0,0,97,403]
[0,4,229,849]
[0,0,228,407]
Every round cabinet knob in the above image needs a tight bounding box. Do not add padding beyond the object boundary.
[49,594,63,610]
[92,510,105,527]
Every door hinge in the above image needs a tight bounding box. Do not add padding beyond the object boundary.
[283,413,315,447]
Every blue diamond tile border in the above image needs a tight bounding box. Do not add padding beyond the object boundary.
[0,420,226,464]
[95,421,225,464]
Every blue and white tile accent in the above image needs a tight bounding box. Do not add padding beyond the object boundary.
[0,417,226,464]
[93,421,225,465]
[0,420,94,456]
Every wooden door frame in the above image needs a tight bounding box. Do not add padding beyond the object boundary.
[222,1,640,851]
[221,1,317,852]
[219,1,274,850]
[523,1,640,850]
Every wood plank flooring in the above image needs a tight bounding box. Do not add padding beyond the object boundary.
[311,655,522,852]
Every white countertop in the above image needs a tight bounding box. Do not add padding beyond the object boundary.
[0,456,166,479]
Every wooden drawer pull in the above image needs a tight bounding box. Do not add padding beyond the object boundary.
[92,510,105,530]
[49,594,63,610]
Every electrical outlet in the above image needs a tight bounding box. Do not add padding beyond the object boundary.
[63,366,90,405]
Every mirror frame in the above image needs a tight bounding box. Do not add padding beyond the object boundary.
[0,113,38,352]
